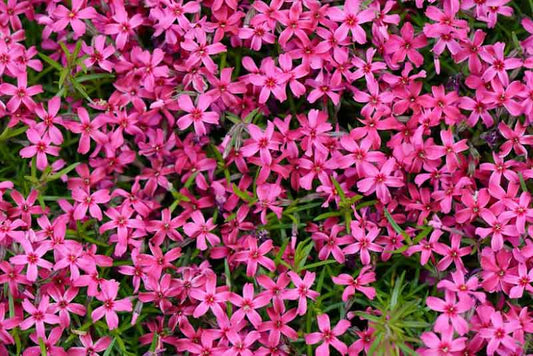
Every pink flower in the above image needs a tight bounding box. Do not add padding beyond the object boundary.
[420,328,467,356]
[234,237,275,277]
[475,209,517,251]
[52,0,97,38]
[386,22,427,67]
[72,188,110,221]
[504,263,533,298]
[238,23,276,51]
[433,234,471,273]
[68,334,112,356]
[437,270,486,304]
[0,72,43,112]
[91,280,132,330]
[332,265,376,301]
[241,121,280,166]
[190,273,229,319]
[20,296,60,337]
[228,283,270,328]
[181,31,226,73]
[177,94,219,136]
[147,208,183,246]
[343,225,382,265]
[286,271,319,316]
[480,247,513,292]
[19,128,60,170]
[10,239,52,281]
[327,0,375,43]
[65,108,108,154]
[34,96,64,145]
[426,292,473,335]
[99,205,145,256]
[254,183,283,224]
[357,159,404,204]
[313,224,351,263]
[248,58,290,103]
[0,303,20,345]
[104,3,143,49]
[479,311,520,355]
[82,35,115,72]
[137,243,181,279]
[305,314,350,356]
[183,210,220,251]
[479,42,522,86]
[49,286,86,328]
[258,306,298,345]
[498,121,533,157]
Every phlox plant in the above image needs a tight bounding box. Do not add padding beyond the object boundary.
[0,0,533,355]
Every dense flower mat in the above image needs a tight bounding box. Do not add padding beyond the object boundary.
[0,0,533,354]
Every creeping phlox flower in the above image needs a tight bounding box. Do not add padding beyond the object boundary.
[1,0,533,354]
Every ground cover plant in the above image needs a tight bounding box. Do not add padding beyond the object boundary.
[0,0,533,354]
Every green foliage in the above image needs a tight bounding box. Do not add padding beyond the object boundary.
[355,271,431,356]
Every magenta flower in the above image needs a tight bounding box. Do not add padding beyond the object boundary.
[20,296,60,337]
[0,303,20,345]
[241,122,279,166]
[479,311,520,355]
[305,314,350,356]
[10,239,52,282]
[229,283,270,328]
[34,96,64,145]
[433,234,471,273]
[183,210,220,251]
[249,58,290,103]
[19,128,60,171]
[137,243,181,279]
[234,237,275,277]
[258,306,298,345]
[313,224,351,263]
[91,280,132,330]
[65,107,108,154]
[68,334,112,356]
[386,22,427,67]
[332,265,377,301]
[254,183,283,224]
[177,94,219,136]
[52,0,97,38]
[72,188,111,221]
[357,159,404,203]
[475,210,517,251]
[504,263,533,299]
[344,225,382,265]
[286,271,319,316]
[498,121,533,157]
[0,72,43,112]
[147,208,183,246]
[437,270,486,304]
[99,205,145,256]
[49,286,86,328]
[420,328,467,356]
[238,23,276,51]
[26,327,66,356]
[0,39,23,77]
[480,247,513,292]
[190,273,229,320]
[82,35,115,72]
[479,42,522,86]
[326,0,375,43]
[181,32,226,73]
[426,292,473,335]
[104,3,143,49]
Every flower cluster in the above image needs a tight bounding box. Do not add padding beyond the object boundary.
[1,0,533,354]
